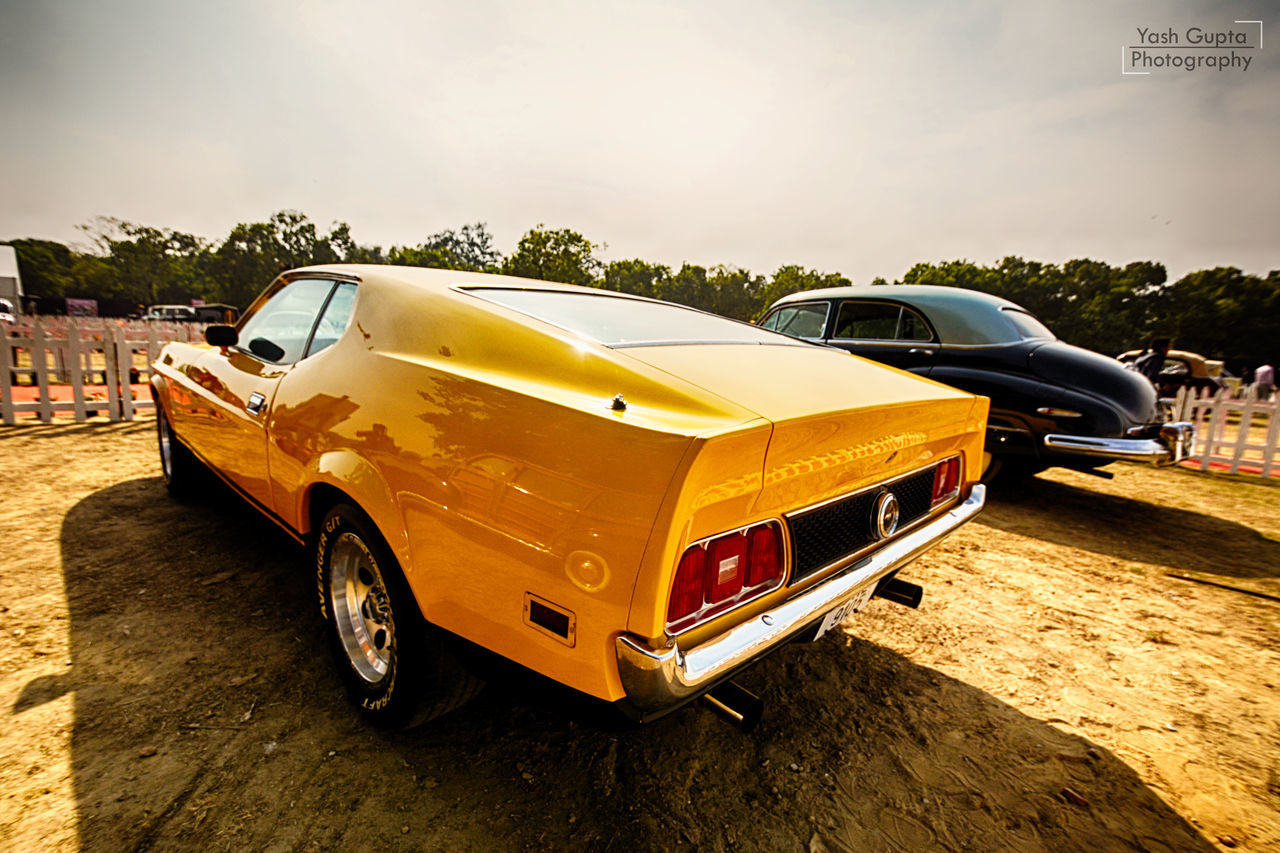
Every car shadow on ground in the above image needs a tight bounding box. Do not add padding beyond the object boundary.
[980,474,1280,581]
[16,478,1217,851]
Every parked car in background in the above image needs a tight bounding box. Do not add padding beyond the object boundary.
[193,303,240,324]
[142,304,198,322]
[0,297,15,325]
[759,285,1194,481]
[1117,348,1227,398]
[142,303,239,323]
[151,266,989,728]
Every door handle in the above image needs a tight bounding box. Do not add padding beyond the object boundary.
[908,348,935,356]
[246,392,266,416]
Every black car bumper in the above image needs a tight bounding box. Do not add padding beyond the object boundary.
[1042,422,1195,466]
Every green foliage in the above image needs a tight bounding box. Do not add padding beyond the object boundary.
[76,217,208,306]
[759,265,851,318]
[502,225,602,286]
[602,259,670,299]
[898,257,1277,368]
[206,211,357,308]
[630,263,770,321]
[384,223,502,273]
[4,238,77,299]
[5,212,1276,368]
[706,266,767,321]
[654,263,708,310]
[428,223,502,272]
[2,213,506,312]
[1155,267,1280,368]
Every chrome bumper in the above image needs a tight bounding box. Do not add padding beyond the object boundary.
[614,484,987,714]
[1043,422,1195,466]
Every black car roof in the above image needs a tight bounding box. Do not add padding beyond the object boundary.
[769,285,1049,345]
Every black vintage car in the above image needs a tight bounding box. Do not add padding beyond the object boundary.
[759,285,1194,479]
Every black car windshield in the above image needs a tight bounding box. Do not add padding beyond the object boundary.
[465,288,802,348]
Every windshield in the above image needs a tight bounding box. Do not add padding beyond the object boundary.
[466,288,803,348]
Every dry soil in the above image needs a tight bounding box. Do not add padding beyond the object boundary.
[0,419,1277,852]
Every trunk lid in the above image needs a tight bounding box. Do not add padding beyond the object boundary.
[618,344,985,514]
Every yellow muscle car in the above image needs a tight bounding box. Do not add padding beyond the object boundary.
[150,266,989,728]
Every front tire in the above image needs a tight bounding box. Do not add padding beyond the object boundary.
[156,406,198,496]
[315,503,481,727]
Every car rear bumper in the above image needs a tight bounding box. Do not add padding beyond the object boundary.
[1042,422,1195,466]
[613,484,986,717]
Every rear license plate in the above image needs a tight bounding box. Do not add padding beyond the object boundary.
[812,584,876,641]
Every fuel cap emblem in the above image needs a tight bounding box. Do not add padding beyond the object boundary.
[872,490,900,540]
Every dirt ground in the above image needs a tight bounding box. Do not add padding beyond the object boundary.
[0,419,1276,852]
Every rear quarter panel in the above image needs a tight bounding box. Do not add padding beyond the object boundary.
[267,278,760,700]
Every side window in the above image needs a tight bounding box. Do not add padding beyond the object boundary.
[236,278,336,364]
[761,303,828,338]
[833,302,900,340]
[833,302,934,342]
[305,282,357,358]
[897,307,934,341]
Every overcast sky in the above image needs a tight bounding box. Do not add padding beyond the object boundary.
[1,0,1276,284]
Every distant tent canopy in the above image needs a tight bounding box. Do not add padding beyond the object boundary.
[0,245,23,315]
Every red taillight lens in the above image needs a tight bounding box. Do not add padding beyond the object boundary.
[667,547,706,623]
[746,525,781,586]
[705,533,747,602]
[931,457,960,506]
[666,521,786,633]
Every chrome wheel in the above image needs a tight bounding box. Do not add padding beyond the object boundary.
[328,531,394,683]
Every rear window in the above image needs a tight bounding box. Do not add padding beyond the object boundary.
[466,288,802,348]
[760,303,828,338]
[1002,309,1055,341]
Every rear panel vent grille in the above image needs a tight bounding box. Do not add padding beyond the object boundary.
[787,468,935,584]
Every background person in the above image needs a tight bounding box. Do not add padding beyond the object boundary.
[1255,363,1275,401]
[1134,337,1172,386]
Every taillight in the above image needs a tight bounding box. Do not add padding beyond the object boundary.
[706,534,746,602]
[930,456,961,507]
[667,548,706,623]
[666,520,786,634]
[746,525,781,586]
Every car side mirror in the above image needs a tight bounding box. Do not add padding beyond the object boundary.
[248,337,286,363]
[205,325,238,347]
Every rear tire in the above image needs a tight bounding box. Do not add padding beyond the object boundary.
[981,455,1045,485]
[315,503,482,727]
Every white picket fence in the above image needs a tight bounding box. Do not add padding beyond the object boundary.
[5,320,1278,478]
[1170,386,1279,477]
[1,317,206,425]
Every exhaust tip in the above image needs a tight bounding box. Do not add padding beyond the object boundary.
[874,577,923,609]
[702,681,763,732]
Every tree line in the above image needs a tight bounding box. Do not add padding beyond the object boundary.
[4,210,1276,369]
[900,258,1279,370]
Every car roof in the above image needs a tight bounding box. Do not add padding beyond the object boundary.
[772,284,1022,311]
[283,264,804,350]
[769,285,1041,345]
[288,264,634,298]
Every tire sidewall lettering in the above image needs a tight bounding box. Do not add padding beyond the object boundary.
[317,507,400,713]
